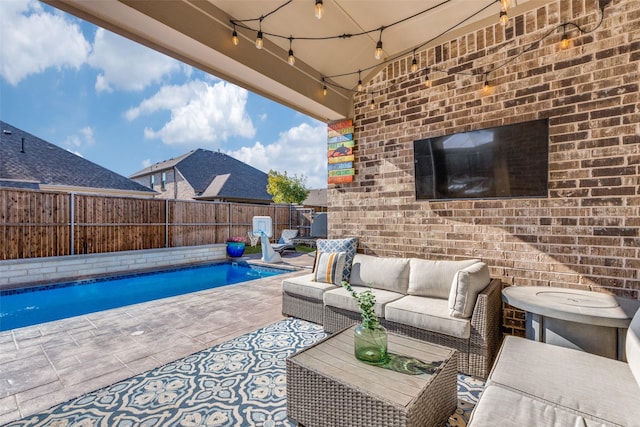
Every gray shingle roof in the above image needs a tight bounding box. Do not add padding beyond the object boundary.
[0,121,155,194]
[130,148,273,203]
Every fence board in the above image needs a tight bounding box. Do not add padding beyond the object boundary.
[0,188,314,260]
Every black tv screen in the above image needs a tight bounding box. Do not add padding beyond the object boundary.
[414,119,549,200]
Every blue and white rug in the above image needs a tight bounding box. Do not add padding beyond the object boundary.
[6,319,484,427]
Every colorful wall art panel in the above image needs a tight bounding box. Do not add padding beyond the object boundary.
[327,119,355,184]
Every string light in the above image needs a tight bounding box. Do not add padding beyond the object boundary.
[369,95,375,110]
[375,28,384,60]
[357,70,363,92]
[255,18,264,49]
[315,0,324,20]
[482,75,492,95]
[288,37,295,65]
[559,24,571,49]
[231,24,239,46]
[410,50,418,73]
[322,78,327,96]
[424,69,432,88]
[499,11,508,26]
[500,0,510,11]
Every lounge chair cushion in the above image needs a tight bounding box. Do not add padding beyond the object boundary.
[447,262,490,318]
[487,336,640,427]
[282,274,336,301]
[407,258,480,298]
[278,229,298,244]
[627,309,640,389]
[385,296,471,339]
[312,251,346,285]
[469,384,591,427]
[349,254,410,294]
[316,238,358,282]
[323,285,403,318]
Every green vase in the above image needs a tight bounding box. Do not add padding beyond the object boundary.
[354,323,388,365]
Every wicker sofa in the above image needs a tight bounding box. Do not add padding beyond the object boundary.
[468,307,640,426]
[282,252,502,378]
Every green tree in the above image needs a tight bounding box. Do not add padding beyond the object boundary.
[267,170,309,204]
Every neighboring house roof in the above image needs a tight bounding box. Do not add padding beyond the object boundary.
[0,121,156,196]
[303,188,327,207]
[129,148,273,203]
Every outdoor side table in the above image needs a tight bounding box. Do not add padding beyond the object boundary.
[286,325,457,427]
[502,286,640,361]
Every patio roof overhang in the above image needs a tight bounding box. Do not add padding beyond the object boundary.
[42,0,549,122]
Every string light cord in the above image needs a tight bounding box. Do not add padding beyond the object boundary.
[230,0,451,42]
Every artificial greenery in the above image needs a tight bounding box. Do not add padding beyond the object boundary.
[342,281,380,330]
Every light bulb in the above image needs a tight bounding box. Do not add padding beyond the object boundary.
[232,29,239,46]
[375,40,383,60]
[288,49,295,66]
[500,0,510,11]
[357,79,363,92]
[369,98,375,110]
[323,85,327,96]
[255,31,263,49]
[424,75,432,88]
[499,11,508,26]
[482,79,492,95]
[560,34,570,49]
[411,58,418,73]
[315,0,324,19]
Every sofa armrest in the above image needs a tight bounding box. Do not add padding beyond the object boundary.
[469,278,503,371]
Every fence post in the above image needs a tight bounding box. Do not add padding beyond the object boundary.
[165,198,169,248]
[70,192,75,255]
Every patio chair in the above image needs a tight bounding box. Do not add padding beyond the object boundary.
[271,229,299,254]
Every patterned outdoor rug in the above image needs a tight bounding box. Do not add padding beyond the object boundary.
[6,319,484,426]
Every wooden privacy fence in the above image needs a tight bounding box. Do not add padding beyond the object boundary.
[0,188,313,260]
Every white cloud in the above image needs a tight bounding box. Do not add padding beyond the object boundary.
[141,159,152,168]
[126,80,256,146]
[226,122,328,189]
[88,28,181,93]
[64,126,95,152]
[0,0,91,85]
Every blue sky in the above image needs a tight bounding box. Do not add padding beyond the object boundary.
[0,0,328,189]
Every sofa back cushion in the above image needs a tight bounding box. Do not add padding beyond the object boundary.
[627,308,640,390]
[407,258,480,299]
[312,251,346,285]
[448,262,491,318]
[316,238,358,281]
[349,254,410,294]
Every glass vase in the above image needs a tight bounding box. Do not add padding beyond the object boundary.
[354,323,388,365]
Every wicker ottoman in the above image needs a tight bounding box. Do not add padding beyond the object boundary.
[287,325,457,427]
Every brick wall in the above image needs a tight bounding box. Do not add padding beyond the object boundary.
[328,0,639,336]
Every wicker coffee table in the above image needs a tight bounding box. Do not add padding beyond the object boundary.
[286,325,457,427]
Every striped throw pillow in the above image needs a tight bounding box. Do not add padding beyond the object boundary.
[313,251,347,285]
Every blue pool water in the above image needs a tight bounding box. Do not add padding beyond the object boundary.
[0,262,287,331]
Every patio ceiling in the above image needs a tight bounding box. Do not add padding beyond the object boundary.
[43,0,547,122]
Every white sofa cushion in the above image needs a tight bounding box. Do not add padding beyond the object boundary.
[312,251,346,285]
[447,262,490,318]
[407,258,480,298]
[323,285,403,318]
[487,336,640,427]
[627,308,640,390]
[282,273,337,301]
[385,296,471,339]
[349,254,410,294]
[469,384,592,427]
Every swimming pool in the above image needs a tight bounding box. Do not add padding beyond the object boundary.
[0,262,288,331]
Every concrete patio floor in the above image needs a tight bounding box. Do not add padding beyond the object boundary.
[0,251,315,424]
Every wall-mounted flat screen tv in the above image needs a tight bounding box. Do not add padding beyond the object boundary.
[414,119,549,200]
